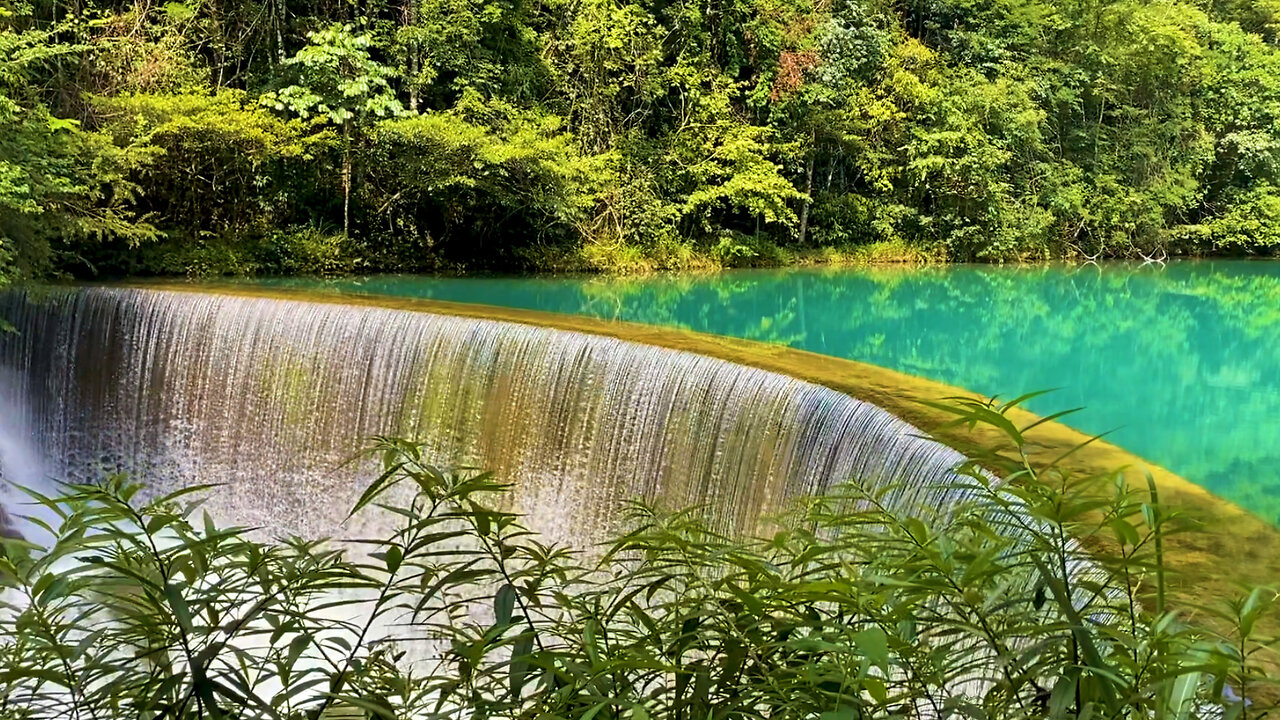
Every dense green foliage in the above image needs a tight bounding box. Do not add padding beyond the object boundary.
[0,399,1276,718]
[8,0,1280,277]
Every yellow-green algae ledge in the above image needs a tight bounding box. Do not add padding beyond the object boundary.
[134,281,1280,620]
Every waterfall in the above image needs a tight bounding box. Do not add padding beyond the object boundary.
[0,368,50,539]
[0,287,973,543]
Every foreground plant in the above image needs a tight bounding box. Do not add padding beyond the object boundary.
[0,402,1273,719]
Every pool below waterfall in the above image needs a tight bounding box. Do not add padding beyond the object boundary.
[230,260,1280,525]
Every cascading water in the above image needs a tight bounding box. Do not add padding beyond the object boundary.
[0,368,50,539]
[0,287,974,544]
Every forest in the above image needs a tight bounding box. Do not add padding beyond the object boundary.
[6,0,1280,279]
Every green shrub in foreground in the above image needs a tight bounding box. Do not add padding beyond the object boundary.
[0,402,1274,719]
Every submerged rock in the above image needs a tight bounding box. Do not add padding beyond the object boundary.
[0,504,22,541]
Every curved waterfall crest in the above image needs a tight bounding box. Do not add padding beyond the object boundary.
[0,287,974,542]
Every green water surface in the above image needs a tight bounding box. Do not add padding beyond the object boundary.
[233,260,1280,523]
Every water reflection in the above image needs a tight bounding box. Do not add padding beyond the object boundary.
[237,260,1280,524]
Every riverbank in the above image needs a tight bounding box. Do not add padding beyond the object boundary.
[520,237,949,274]
[126,231,1280,278]
[120,235,952,279]
[104,226,1280,280]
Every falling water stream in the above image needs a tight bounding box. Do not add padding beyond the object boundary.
[0,286,972,544]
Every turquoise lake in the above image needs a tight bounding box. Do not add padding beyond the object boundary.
[236,260,1280,523]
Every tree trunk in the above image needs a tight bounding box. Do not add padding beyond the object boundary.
[798,151,815,245]
[274,0,285,65]
[343,120,352,237]
[409,48,420,111]
[406,0,419,111]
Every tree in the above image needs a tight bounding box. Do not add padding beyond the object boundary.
[0,7,150,283]
[262,24,404,237]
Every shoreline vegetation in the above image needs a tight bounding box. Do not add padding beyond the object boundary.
[523,237,952,275]
[10,0,1280,281]
[139,282,1280,624]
